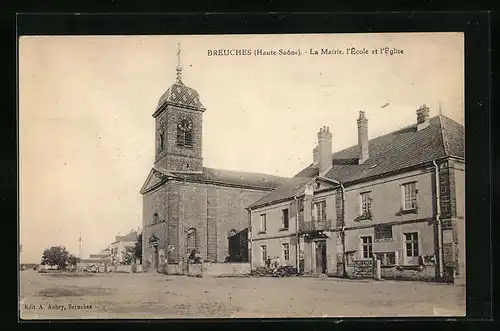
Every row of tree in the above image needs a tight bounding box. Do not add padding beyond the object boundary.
[39,232,143,268]
[41,246,78,269]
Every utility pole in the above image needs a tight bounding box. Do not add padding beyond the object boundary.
[340,183,347,278]
[78,233,82,274]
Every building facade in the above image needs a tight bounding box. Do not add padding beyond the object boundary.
[249,107,465,284]
[110,231,138,265]
[140,61,285,274]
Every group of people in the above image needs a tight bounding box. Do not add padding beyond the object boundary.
[265,256,280,270]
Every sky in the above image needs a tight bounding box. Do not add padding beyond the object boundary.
[19,33,464,263]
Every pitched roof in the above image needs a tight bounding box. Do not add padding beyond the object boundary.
[248,176,313,209]
[170,167,286,190]
[250,115,464,209]
[141,167,287,194]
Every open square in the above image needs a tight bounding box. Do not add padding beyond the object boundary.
[20,270,465,319]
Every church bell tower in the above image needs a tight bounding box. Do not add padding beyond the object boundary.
[152,43,205,173]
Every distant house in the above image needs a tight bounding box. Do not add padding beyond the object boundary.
[89,247,111,260]
[110,231,138,265]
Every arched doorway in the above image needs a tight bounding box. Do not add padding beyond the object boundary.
[185,228,197,257]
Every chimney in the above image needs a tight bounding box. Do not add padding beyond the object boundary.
[313,145,319,165]
[318,126,332,175]
[357,111,369,164]
[416,104,430,131]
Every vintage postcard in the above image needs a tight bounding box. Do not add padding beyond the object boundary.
[19,32,465,319]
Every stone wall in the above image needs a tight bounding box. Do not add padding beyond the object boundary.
[203,262,251,276]
[144,178,271,272]
[381,265,436,281]
[353,260,374,278]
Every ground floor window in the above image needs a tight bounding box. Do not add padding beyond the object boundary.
[404,232,419,257]
[361,236,373,259]
[260,245,267,263]
[282,243,290,261]
[375,252,397,266]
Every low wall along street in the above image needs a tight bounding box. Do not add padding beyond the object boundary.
[186,262,251,277]
[353,260,375,279]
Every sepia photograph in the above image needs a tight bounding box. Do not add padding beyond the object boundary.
[19,32,465,319]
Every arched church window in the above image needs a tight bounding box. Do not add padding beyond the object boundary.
[177,116,193,148]
[153,213,159,224]
[186,228,197,255]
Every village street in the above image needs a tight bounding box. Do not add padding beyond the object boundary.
[20,270,465,319]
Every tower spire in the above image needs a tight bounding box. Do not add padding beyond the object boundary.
[176,41,183,82]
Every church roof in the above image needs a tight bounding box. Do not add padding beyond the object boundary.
[170,167,287,190]
[141,166,287,194]
[249,115,464,209]
[156,80,205,111]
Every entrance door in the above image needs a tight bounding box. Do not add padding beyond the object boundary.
[153,246,159,272]
[228,229,249,262]
[315,240,327,274]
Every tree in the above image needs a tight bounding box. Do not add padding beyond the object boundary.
[135,232,142,263]
[68,255,78,266]
[122,251,134,265]
[41,246,70,269]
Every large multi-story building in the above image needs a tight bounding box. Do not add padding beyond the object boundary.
[140,59,286,274]
[248,107,465,284]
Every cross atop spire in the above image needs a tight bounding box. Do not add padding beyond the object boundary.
[176,41,183,82]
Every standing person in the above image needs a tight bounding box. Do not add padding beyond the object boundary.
[189,249,196,261]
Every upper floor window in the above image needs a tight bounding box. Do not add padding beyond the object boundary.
[282,209,289,229]
[402,182,418,210]
[176,116,193,148]
[153,213,159,224]
[259,214,267,233]
[314,201,326,222]
[360,191,372,216]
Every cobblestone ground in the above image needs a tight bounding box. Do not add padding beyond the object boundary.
[19,270,466,319]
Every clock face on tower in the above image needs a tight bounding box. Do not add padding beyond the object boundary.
[177,116,193,132]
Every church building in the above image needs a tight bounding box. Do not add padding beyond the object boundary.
[140,51,286,274]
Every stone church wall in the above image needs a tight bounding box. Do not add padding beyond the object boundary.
[142,185,168,271]
[178,183,208,261]
[215,187,270,262]
[146,180,272,265]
